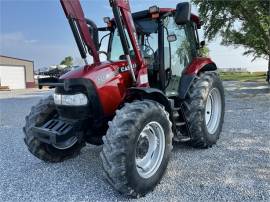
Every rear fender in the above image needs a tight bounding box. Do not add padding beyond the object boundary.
[178,58,217,99]
[184,57,217,75]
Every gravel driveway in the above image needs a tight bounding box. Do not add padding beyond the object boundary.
[0,81,269,201]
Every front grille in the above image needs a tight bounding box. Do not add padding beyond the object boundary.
[53,79,103,122]
[56,105,91,120]
[55,85,91,119]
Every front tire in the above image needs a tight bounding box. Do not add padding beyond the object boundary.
[183,72,225,148]
[101,100,173,197]
[23,96,84,162]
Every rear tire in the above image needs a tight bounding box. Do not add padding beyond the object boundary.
[101,100,173,197]
[23,96,84,163]
[183,72,225,148]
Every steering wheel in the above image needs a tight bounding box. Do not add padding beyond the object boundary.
[98,51,108,58]
[141,44,154,58]
[98,51,114,62]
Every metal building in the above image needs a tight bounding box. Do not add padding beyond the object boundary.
[0,55,35,89]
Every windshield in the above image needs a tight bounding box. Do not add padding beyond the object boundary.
[109,19,158,61]
[109,29,134,61]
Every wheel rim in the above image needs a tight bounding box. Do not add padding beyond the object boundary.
[135,121,165,179]
[205,88,222,134]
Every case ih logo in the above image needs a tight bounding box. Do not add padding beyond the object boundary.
[119,63,136,73]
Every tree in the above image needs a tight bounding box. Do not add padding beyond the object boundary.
[192,0,270,82]
[198,45,210,57]
[60,56,73,67]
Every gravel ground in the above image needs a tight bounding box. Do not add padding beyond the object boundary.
[0,81,269,201]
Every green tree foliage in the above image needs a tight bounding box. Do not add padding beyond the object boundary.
[60,56,73,67]
[176,39,191,65]
[192,0,270,77]
[198,45,210,57]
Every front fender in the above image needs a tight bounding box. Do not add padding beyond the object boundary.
[125,87,172,116]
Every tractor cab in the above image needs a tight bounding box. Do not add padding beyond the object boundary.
[96,6,203,97]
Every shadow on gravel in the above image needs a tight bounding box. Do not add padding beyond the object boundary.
[17,146,128,201]
[227,88,270,98]
[172,142,194,150]
[224,81,270,98]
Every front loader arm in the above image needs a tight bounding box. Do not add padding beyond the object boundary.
[60,0,100,64]
[110,0,148,86]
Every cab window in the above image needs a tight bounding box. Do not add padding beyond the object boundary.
[164,16,197,96]
[109,29,133,61]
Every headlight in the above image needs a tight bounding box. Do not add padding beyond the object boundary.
[53,93,88,106]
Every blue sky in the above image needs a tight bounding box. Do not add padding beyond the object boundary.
[0,0,268,71]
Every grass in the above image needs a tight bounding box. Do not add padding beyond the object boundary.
[219,71,267,82]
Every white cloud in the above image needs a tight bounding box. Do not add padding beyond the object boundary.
[0,32,80,69]
[24,39,38,44]
[0,32,37,45]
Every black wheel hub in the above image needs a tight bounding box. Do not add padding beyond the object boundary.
[136,137,149,159]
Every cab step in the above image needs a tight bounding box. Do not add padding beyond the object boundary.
[176,122,185,127]
[173,135,191,142]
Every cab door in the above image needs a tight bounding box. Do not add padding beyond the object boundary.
[163,16,197,97]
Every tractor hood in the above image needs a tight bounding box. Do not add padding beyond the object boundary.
[60,60,136,87]
[59,60,136,116]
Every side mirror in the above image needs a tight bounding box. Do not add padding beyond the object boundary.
[167,34,177,42]
[175,2,191,25]
[200,40,205,47]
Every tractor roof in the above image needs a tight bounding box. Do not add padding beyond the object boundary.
[132,8,201,28]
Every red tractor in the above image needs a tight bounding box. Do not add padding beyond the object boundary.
[24,0,225,197]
